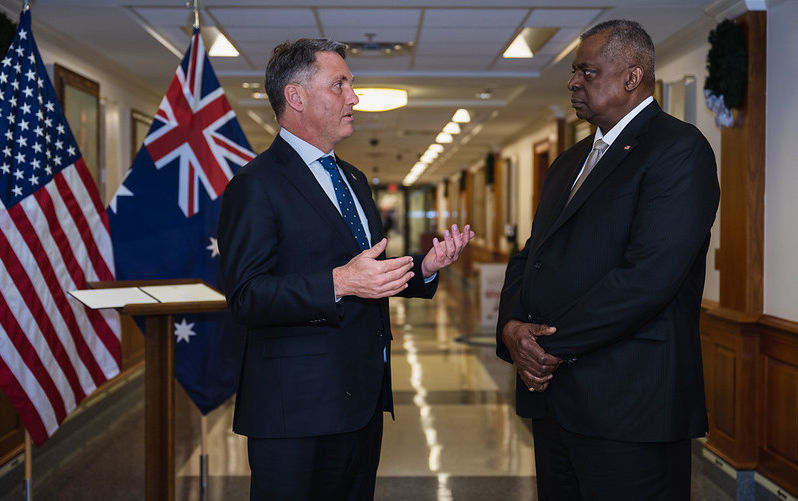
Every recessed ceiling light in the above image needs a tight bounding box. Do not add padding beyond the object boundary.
[428,144,444,153]
[353,88,408,112]
[452,109,471,123]
[435,132,453,144]
[443,122,461,134]
[503,27,558,59]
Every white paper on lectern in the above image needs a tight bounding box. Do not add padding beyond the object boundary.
[68,287,159,309]
[138,283,225,303]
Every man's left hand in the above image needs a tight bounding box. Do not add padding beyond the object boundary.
[421,224,475,278]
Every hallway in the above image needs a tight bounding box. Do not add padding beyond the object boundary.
[4,271,739,500]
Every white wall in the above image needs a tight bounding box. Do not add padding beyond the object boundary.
[764,0,798,321]
[657,21,722,302]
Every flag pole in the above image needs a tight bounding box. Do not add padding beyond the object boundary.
[22,0,30,11]
[199,414,208,501]
[24,430,32,501]
[190,0,199,30]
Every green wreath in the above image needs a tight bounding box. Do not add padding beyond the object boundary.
[704,19,747,115]
[0,12,16,55]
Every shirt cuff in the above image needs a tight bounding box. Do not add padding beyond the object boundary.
[424,272,437,284]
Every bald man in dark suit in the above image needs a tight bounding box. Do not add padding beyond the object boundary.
[497,20,719,500]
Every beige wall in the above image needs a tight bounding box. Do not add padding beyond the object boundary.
[764,0,798,322]
[6,7,163,204]
[657,19,722,302]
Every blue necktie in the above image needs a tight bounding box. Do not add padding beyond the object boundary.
[318,156,370,251]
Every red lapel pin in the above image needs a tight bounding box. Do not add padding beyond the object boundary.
[623,145,631,150]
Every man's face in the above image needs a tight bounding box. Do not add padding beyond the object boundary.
[301,51,359,151]
[567,33,631,132]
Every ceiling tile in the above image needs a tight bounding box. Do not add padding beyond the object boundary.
[324,27,417,43]
[227,27,323,43]
[318,8,421,27]
[526,8,602,28]
[208,8,317,28]
[418,27,515,44]
[415,42,504,57]
[133,7,194,27]
[413,55,494,69]
[423,9,529,28]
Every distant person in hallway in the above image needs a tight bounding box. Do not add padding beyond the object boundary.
[496,20,719,500]
[217,38,473,501]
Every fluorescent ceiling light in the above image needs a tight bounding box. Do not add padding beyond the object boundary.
[180,25,239,57]
[209,35,239,57]
[423,148,439,159]
[435,132,453,144]
[504,36,533,58]
[503,27,558,59]
[452,109,471,123]
[353,88,408,112]
[442,122,461,134]
[428,144,444,153]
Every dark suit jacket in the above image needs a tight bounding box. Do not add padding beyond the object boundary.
[497,102,719,442]
[217,134,437,439]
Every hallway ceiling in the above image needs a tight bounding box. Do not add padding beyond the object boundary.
[2,0,722,185]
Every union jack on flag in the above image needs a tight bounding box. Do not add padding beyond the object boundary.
[108,28,254,414]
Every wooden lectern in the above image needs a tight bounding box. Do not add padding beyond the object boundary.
[88,279,227,501]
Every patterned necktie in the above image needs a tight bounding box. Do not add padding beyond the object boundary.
[567,138,609,205]
[318,156,370,250]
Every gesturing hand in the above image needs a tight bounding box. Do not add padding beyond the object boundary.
[421,224,475,278]
[333,238,415,299]
[502,320,562,392]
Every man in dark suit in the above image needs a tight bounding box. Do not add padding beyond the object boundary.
[217,39,472,500]
[496,20,719,500]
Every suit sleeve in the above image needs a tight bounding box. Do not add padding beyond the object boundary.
[538,132,719,359]
[217,171,340,328]
[495,234,533,363]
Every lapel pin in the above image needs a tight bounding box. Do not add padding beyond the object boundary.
[623,145,631,150]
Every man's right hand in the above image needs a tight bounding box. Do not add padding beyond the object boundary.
[502,319,562,392]
[333,238,415,299]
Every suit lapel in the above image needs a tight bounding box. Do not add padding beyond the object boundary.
[270,136,363,255]
[530,138,592,255]
[537,101,661,250]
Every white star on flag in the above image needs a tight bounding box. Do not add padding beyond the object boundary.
[174,318,196,343]
[206,236,219,258]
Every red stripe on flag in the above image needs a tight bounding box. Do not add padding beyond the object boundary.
[74,158,113,244]
[6,202,96,397]
[43,177,121,376]
[53,172,113,281]
[0,357,50,446]
[0,237,69,423]
[188,33,199,97]
[212,134,255,161]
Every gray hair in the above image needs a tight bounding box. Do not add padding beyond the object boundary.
[581,20,655,90]
[265,38,348,119]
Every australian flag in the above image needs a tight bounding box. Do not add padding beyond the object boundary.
[108,28,254,414]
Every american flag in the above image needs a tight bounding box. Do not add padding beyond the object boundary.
[0,10,121,446]
[109,28,253,414]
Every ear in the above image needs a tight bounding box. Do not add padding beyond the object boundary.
[625,66,644,92]
[284,83,305,112]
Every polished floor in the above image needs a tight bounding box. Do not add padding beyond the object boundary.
[4,270,743,500]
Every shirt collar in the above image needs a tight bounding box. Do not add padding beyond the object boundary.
[279,128,335,166]
[595,96,654,146]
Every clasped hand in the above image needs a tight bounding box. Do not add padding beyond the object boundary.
[502,320,562,392]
